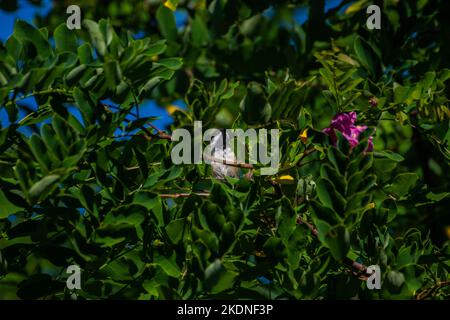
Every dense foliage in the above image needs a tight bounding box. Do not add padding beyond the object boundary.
[0,0,449,299]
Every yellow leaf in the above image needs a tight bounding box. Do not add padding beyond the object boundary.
[273,175,295,184]
[255,250,266,257]
[299,129,308,143]
[167,104,180,115]
[345,0,368,15]
[164,0,177,11]
[337,53,359,66]
[195,0,206,10]
[445,226,450,239]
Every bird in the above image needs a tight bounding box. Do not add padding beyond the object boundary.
[210,129,240,180]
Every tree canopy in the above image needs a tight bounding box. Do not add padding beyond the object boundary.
[0,0,449,300]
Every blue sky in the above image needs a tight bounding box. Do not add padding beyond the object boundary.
[0,0,53,42]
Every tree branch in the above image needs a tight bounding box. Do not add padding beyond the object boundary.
[415,280,450,300]
[159,192,210,198]
[203,154,254,169]
[297,216,369,280]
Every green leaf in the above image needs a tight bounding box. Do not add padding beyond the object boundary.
[78,43,93,64]
[165,218,185,244]
[82,19,106,56]
[54,24,78,53]
[14,20,52,59]
[133,192,163,226]
[263,237,286,263]
[0,190,23,219]
[28,174,60,204]
[73,87,96,124]
[28,134,50,172]
[426,192,450,202]
[22,68,48,93]
[240,82,271,124]
[65,64,88,85]
[191,15,210,47]
[386,173,419,198]
[142,279,160,296]
[104,60,122,89]
[310,201,340,226]
[103,205,147,227]
[354,36,378,76]
[78,184,96,214]
[156,6,177,42]
[276,198,297,242]
[154,255,180,278]
[96,236,127,247]
[375,150,405,162]
[204,259,227,292]
[5,35,21,61]
[386,271,405,293]
[145,40,167,57]
[155,58,183,70]
[220,221,236,254]
[316,178,346,214]
[324,225,350,261]
[40,124,63,165]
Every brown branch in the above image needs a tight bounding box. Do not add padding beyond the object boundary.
[415,281,450,300]
[185,68,194,81]
[159,192,210,198]
[203,154,254,169]
[297,216,319,237]
[146,123,172,140]
[125,163,161,171]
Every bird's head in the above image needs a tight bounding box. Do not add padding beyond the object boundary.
[210,128,231,152]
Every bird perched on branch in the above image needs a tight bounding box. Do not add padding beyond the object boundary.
[210,129,240,179]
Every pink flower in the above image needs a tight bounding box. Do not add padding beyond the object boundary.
[323,112,373,151]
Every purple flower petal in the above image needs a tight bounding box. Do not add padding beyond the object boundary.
[323,112,373,152]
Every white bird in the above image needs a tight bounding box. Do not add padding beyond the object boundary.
[210,129,239,179]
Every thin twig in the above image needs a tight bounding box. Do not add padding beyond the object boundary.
[415,280,450,300]
[203,154,254,169]
[159,192,210,198]
[297,216,319,236]
[146,123,172,140]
